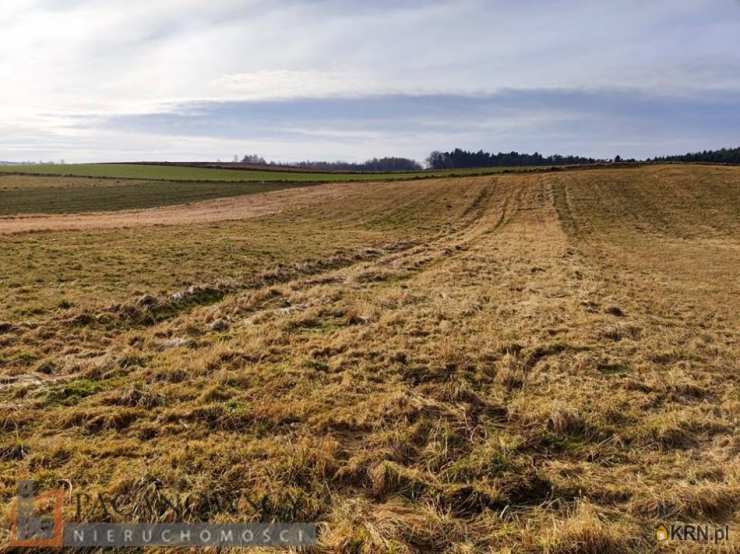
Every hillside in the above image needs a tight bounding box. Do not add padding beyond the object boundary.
[0,162,523,183]
[0,165,738,552]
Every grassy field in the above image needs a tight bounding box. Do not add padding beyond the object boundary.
[0,175,310,215]
[0,164,738,552]
[0,162,530,182]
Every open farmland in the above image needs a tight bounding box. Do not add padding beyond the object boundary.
[0,162,545,183]
[0,175,313,215]
[0,164,738,552]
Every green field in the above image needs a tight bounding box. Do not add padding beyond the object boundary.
[0,175,309,215]
[0,163,516,182]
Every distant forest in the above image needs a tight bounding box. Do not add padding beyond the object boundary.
[239,146,740,172]
[426,149,599,169]
[650,146,740,164]
[242,154,422,171]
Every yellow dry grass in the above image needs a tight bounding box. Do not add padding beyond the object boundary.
[0,164,738,552]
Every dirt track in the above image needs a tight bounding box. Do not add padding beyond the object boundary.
[0,181,356,234]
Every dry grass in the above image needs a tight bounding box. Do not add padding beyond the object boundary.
[0,164,738,552]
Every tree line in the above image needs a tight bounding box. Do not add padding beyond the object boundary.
[426,149,599,169]
[239,146,740,172]
[241,154,421,172]
[649,147,740,164]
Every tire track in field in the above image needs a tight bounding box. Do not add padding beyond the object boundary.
[0,177,507,388]
[1,174,553,391]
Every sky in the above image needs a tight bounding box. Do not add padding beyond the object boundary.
[1,0,739,163]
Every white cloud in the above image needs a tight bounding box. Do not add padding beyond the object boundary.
[207,70,384,100]
[0,0,738,161]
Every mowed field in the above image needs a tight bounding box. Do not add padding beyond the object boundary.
[0,165,738,552]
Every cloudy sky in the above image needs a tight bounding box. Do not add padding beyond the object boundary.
[1,0,739,163]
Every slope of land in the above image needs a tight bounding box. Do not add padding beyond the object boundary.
[0,180,352,233]
[0,175,313,215]
[0,175,318,218]
[0,165,738,552]
[0,163,519,182]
